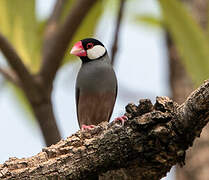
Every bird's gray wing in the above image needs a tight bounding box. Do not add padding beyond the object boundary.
[107,81,117,121]
[76,87,81,128]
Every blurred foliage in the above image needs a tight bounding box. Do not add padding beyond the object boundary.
[0,0,103,122]
[137,0,209,86]
[0,0,40,124]
[0,0,40,72]
[159,0,209,86]
[0,0,103,69]
[136,15,162,28]
[0,0,103,68]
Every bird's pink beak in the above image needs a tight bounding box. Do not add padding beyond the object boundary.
[70,41,87,57]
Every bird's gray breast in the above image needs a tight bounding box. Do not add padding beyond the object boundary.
[76,59,117,93]
[76,56,117,126]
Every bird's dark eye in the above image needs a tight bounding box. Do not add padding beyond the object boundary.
[86,43,94,49]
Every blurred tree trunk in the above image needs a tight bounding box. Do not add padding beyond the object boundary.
[167,0,209,179]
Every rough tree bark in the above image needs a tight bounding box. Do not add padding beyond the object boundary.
[0,79,208,180]
[167,0,209,179]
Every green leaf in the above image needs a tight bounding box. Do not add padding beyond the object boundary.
[207,1,209,39]
[159,0,209,86]
[0,0,41,72]
[135,15,163,28]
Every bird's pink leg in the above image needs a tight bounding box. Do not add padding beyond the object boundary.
[81,124,96,131]
[114,115,128,126]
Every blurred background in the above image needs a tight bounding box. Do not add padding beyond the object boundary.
[0,0,209,179]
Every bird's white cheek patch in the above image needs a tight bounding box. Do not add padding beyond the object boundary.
[87,45,106,60]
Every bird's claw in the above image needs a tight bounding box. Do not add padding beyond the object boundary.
[114,115,128,126]
[81,124,96,131]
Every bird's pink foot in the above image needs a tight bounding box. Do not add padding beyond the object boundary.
[114,115,128,126]
[81,124,96,131]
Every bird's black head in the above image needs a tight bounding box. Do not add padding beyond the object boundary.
[70,38,107,63]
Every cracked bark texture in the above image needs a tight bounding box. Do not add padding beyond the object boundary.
[167,0,209,179]
[0,79,208,180]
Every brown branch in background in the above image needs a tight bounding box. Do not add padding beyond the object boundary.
[43,0,67,54]
[0,32,61,146]
[0,79,209,180]
[0,67,20,86]
[0,33,33,85]
[111,0,125,66]
[30,98,61,147]
[0,33,41,101]
[40,0,98,91]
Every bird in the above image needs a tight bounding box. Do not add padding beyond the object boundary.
[70,38,127,130]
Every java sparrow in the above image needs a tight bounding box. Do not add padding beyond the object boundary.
[70,38,127,130]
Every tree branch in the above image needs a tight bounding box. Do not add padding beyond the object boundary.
[40,0,98,90]
[0,79,208,180]
[0,33,41,102]
[0,32,61,146]
[111,0,125,66]
[0,67,20,86]
[43,0,67,54]
[0,33,33,86]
